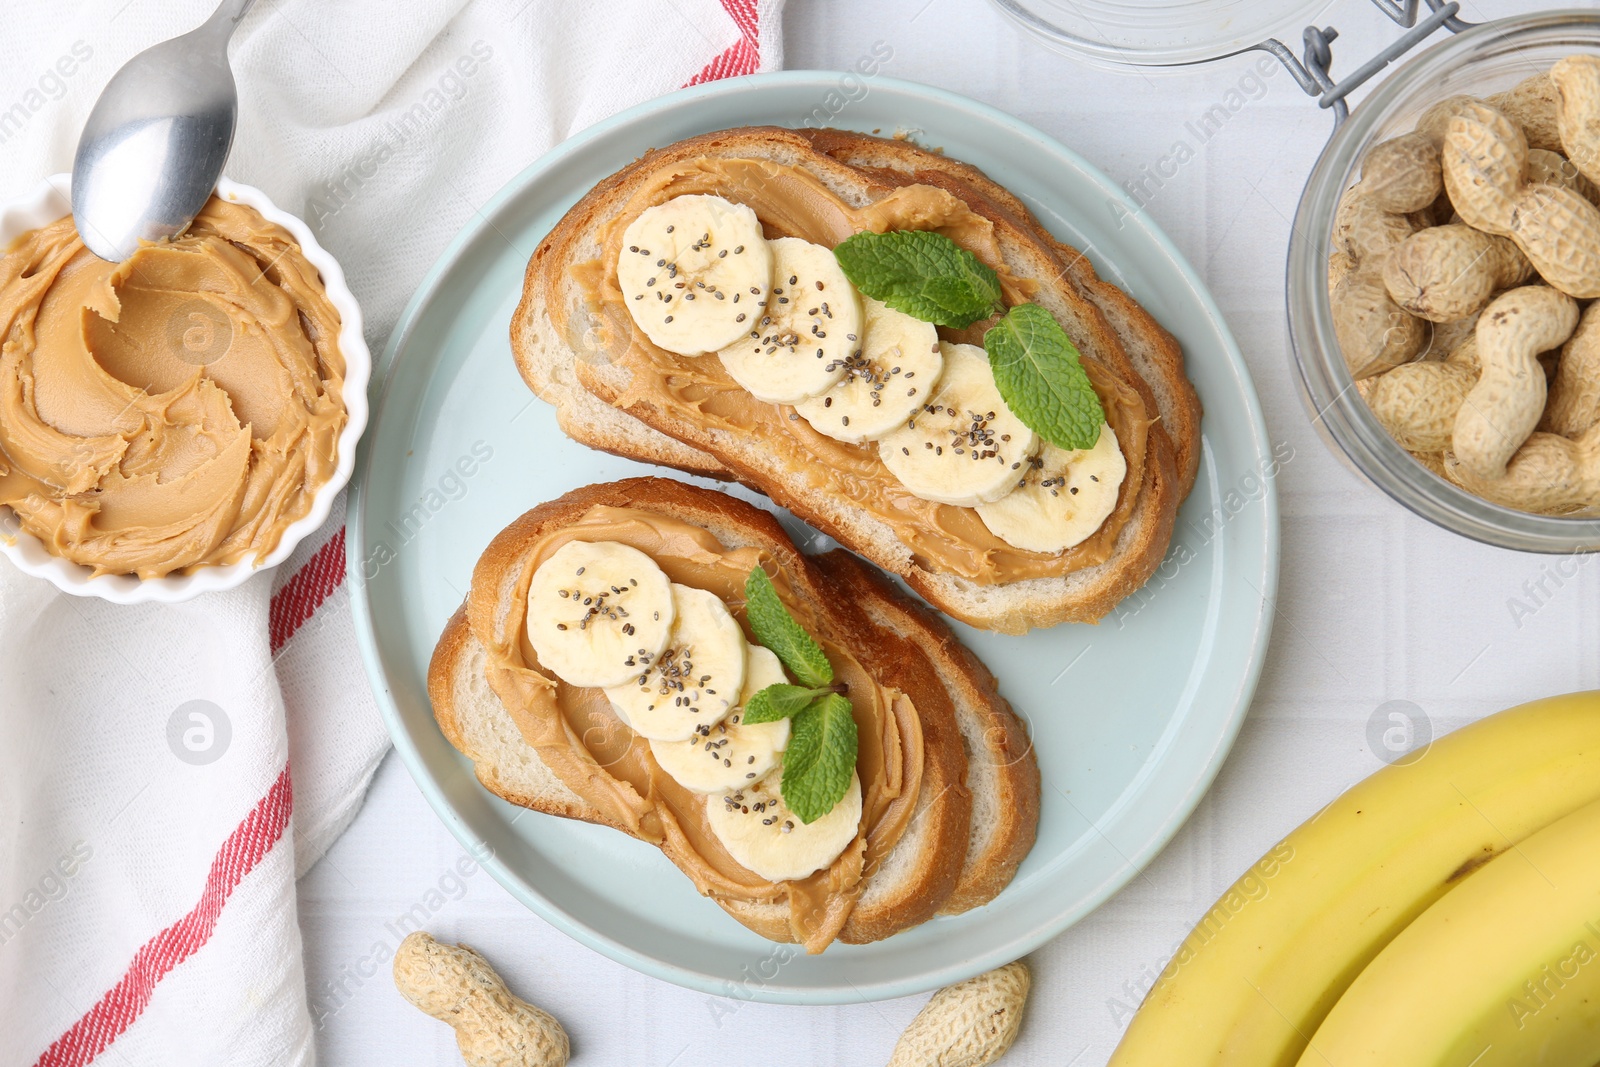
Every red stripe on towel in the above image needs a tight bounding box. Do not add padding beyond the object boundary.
[34,764,295,1067]
[685,0,761,85]
[269,532,346,654]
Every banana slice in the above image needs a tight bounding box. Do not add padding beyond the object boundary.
[649,644,791,793]
[878,342,1039,507]
[717,236,863,403]
[604,583,745,742]
[793,297,943,442]
[524,540,676,689]
[975,423,1127,553]
[616,194,773,356]
[706,771,863,882]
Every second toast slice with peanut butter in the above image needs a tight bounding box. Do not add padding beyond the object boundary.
[429,478,1039,951]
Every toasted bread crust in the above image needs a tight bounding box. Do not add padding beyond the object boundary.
[430,606,633,830]
[815,550,1040,914]
[511,126,1191,633]
[509,152,735,480]
[843,618,970,943]
[443,477,996,947]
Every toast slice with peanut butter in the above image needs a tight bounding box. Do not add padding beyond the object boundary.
[428,478,1037,951]
[512,127,1196,633]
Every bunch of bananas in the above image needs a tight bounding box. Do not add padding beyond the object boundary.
[1109,691,1600,1067]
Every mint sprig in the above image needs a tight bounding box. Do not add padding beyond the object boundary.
[833,229,1003,328]
[743,683,828,724]
[780,693,858,825]
[833,229,1104,450]
[744,567,832,688]
[741,567,858,824]
[984,303,1106,450]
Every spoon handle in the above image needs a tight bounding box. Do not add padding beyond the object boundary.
[202,0,259,39]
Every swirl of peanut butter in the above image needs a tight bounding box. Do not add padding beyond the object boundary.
[0,196,346,578]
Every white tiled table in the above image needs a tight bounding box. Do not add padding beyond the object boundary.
[301,1,1599,1062]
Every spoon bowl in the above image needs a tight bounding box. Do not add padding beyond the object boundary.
[71,0,255,262]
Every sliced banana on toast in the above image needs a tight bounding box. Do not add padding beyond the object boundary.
[605,583,745,741]
[794,297,943,443]
[717,236,863,404]
[707,770,863,882]
[976,424,1127,553]
[524,540,676,688]
[879,342,1038,507]
[649,644,791,793]
[617,194,773,355]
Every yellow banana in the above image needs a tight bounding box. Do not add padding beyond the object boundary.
[1297,794,1600,1067]
[1108,691,1600,1067]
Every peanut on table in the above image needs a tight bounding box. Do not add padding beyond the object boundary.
[392,931,570,1067]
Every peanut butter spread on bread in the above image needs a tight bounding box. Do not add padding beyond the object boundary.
[0,197,346,578]
[479,504,924,953]
[572,158,1151,583]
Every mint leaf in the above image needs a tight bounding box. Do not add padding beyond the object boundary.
[984,303,1106,450]
[833,230,1003,328]
[742,683,825,725]
[781,693,858,824]
[744,568,832,689]
[742,569,856,822]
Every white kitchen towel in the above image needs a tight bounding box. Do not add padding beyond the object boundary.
[0,1,784,1064]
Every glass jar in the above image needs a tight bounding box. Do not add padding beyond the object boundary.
[1288,9,1600,552]
[987,0,1333,69]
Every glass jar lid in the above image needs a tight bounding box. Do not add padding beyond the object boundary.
[989,0,1337,68]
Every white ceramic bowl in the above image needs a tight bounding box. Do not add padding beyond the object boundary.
[0,175,370,603]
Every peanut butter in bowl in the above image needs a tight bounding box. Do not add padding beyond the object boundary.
[0,192,350,582]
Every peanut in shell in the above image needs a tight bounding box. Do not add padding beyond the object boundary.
[1442,101,1528,236]
[1452,285,1578,482]
[1543,301,1600,437]
[1489,72,1565,153]
[1382,224,1532,322]
[1367,361,1478,453]
[1551,55,1600,186]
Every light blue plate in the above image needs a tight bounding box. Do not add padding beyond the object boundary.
[347,72,1278,1004]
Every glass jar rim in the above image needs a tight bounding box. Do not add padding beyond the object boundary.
[987,0,1335,69]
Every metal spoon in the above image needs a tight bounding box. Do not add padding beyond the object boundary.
[71,0,257,262]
